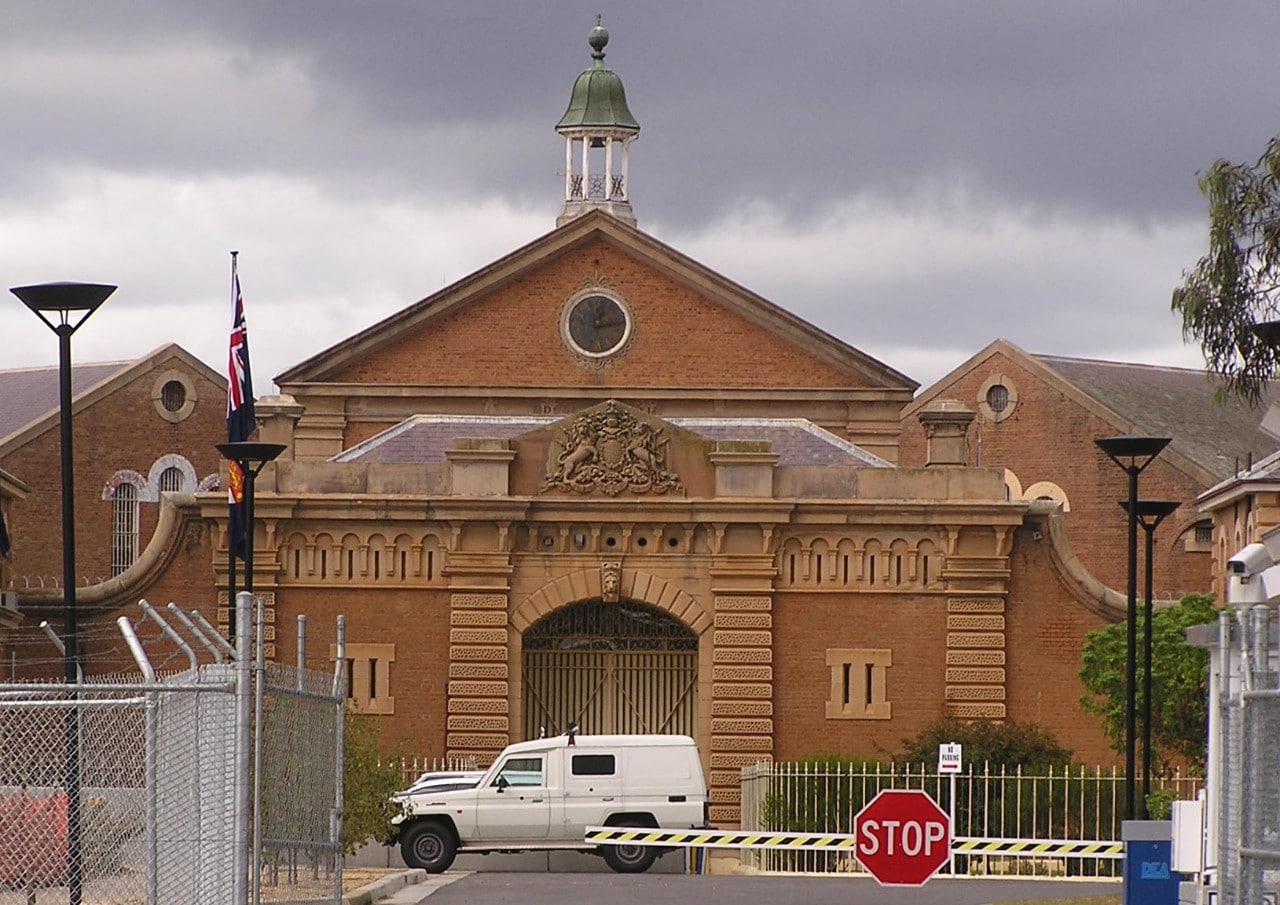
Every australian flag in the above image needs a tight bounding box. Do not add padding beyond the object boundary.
[227,270,255,562]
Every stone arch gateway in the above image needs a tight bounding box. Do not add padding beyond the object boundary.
[521,599,699,739]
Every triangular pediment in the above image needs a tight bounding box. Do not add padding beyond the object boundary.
[276,210,916,393]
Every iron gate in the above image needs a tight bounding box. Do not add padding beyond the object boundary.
[522,601,697,738]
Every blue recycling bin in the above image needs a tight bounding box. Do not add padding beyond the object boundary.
[1122,820,1178,905]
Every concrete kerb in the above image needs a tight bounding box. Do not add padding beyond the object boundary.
[343,868,426,905]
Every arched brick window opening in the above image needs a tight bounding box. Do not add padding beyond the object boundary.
[111,483,139,576]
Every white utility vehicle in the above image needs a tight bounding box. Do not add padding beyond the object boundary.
[390,732,710,873]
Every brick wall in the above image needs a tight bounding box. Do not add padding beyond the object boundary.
[0,356,225,586]
[900,351,1212,600]
[330,240,870,391]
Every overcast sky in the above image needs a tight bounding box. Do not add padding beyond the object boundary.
[1,1,1276,394]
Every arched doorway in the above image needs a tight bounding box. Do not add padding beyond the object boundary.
[522,600,698,739]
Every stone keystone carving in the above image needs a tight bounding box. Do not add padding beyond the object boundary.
[542,400,684,497]
[601,561,621,603]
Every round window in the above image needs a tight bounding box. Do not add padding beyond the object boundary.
[565,293,631,358]
[160,380,187,413]
[986,383,1010,415]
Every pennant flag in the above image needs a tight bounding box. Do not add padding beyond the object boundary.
[227,260,255,562]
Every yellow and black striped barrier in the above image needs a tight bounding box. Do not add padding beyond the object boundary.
[584,826,1123,858]
[585,826,858,851]
[951,838,1123,858]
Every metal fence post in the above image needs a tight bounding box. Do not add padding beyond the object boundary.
[119,616,159,905]
[233,591,252,905]
[334,614,346,904]
[252,596,266,905]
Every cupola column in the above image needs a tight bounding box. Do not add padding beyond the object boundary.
[555,18,641,226]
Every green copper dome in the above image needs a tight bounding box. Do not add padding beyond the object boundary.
[556,20,639,132]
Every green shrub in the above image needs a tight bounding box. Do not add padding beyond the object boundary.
[342,709,407,854]
[895,718,1072,768]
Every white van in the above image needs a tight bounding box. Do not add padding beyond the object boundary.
[390,732,710,873]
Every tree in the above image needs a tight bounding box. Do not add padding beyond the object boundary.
[1172,137,1280,405]
[342,709,406,854]
[1078,593,1219,773]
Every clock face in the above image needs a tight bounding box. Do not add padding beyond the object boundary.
[566,294,630,357]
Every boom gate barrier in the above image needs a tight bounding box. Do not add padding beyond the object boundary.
[585,826,1124,855]
[584,827,1124,875]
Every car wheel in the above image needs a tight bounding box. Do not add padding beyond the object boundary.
[400,821,457,873]
[602,840,659,874]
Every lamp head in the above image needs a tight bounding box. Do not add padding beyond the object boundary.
[216,441,286,471]
[1250,320,1280,348]
[1118,499,1181,524]
[11,282,116,316]
[1095,435,1173,460]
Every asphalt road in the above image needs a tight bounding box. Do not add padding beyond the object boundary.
[415,872,1121,905]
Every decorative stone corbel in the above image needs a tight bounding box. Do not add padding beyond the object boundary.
[601,560,622,603]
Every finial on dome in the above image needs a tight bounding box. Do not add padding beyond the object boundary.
[588,15,609,60]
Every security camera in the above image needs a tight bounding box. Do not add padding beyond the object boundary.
[1227,542,1279,607]
[1227,543,1274,578]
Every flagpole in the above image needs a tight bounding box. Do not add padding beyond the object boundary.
[227,250,239,639]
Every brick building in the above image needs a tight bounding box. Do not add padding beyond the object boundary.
[0,467,26,638]
[0,345,227,672]
[901,339,1278,602]
[2,23,1197,824]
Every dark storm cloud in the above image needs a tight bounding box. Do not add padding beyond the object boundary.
[4,2,1277,224]
[0,1,1271,388]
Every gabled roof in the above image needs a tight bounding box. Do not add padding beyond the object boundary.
[0,344,224,454]
[905,338,1277,486]
[0,360,128,442]
[276,210,917,392]
[334,413,891,468]
[1037,355,1277,482]
[1197,446,1280,510]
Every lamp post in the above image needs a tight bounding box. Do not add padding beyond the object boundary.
[1120,498,1180,813]
[1095,435,1171,821]
[11,281,115,905]
[215,441,285,597]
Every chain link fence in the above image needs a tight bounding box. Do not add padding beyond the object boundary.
[1214,604,1280,905]
[0,593,345,905]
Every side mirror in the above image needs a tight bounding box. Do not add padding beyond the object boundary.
[496,775,509,792]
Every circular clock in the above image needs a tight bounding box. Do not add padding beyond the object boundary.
[565,293,631,358]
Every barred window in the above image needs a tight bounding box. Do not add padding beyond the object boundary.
[158,466,184,494]
[160,380,186,413]
[985,383,1010,414]
[111,483,139,576]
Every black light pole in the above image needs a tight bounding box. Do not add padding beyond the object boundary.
[1095,435,1171,821]
[1120,498,1180,814]
[216,441,285,594]
[12,281,115,905]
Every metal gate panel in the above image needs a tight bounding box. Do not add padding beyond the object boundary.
[521,601,697,740]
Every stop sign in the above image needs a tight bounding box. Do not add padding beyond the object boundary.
[854,789,951,886]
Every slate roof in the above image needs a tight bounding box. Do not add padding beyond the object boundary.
[0,361,131,444]
[334,415,891,468]
[1037,355,1279,482]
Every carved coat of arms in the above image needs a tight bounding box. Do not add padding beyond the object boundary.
[542,401,684,496]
